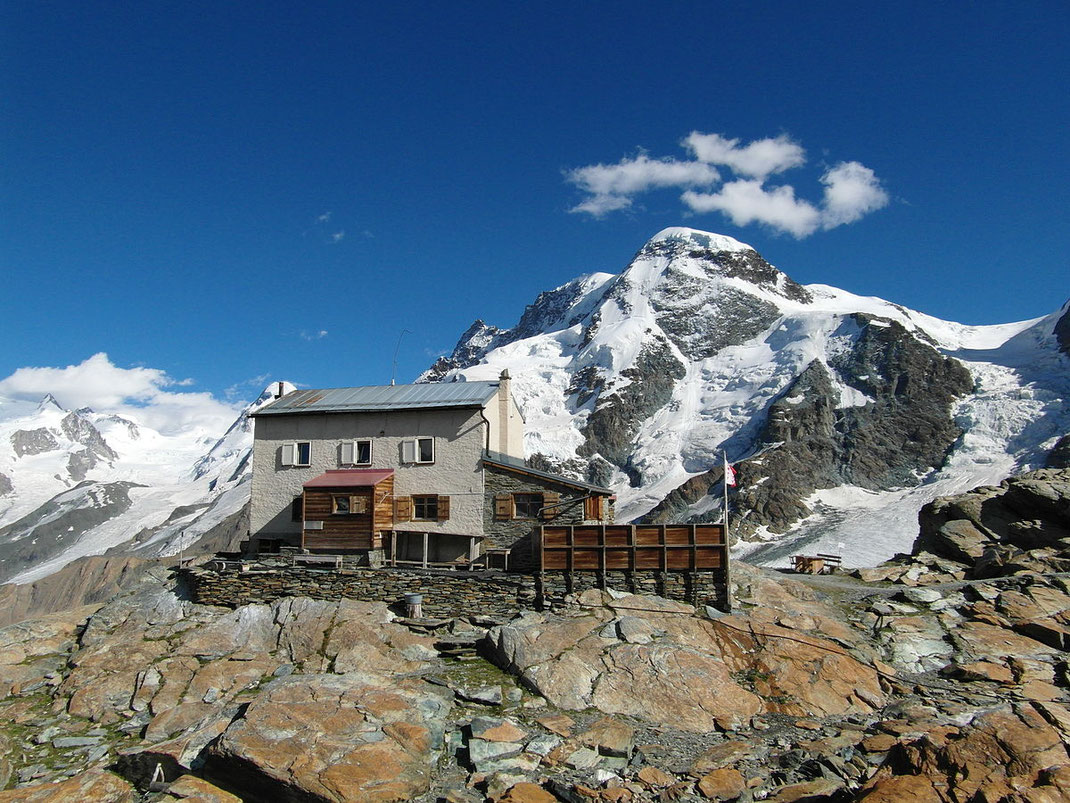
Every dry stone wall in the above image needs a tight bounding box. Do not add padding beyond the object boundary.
[186,564,728,616]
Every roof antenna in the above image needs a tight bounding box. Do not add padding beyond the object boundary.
[391,329,412,385]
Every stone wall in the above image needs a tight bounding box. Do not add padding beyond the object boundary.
[483,463,614,571]
[186,565,536,620]
[540,569,727,611]
[185,564,728,616]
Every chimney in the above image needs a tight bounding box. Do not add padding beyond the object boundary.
[275,381,285,399]
[498,369,512,456]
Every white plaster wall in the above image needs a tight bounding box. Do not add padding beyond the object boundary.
[486,389,524,460]
[250,407,488,539]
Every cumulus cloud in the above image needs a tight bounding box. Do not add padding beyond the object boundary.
[683,132,805,178]
[567,132,888,237]
[683,181,821,238]
[819,161,889,228]
[0,353,241,435]
[565,153,719,217]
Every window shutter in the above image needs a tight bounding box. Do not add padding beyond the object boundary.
[494,494,514,520]
[394,495,412,521]
[437,495,450,521]
[280,443,296,466]
[542,492,560,520]
[585,495,604,521]
[401,439,416,463]
[340,441,355,465]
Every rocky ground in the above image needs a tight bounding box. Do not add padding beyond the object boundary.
[0,468,1069,801]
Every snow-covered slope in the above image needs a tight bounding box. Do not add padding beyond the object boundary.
[0,383,292,583]
[425,227,1070,566]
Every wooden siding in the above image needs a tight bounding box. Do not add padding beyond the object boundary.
[302,473,394,551]
[540,524,726,571]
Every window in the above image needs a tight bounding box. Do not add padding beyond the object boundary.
[513,493,543,519]
[281,441,311,467]
[332,494,368,514]
[401,437,435,464]
[412,495,438,520]
[341,440,371,466]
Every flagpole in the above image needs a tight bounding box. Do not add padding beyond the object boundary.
[723,451,732,612]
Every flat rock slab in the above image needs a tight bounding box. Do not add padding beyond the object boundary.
[203,673,451,803]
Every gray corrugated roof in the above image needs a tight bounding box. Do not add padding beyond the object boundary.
[483,451,615,495]
[253,381,499,416]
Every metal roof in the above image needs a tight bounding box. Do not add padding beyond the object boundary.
[304,469,394,488]
[482,452,615,495]
[253,381,499,416]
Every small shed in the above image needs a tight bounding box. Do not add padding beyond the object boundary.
[301,469,394,552]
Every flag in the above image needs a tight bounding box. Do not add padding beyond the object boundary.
[724,453,736,487]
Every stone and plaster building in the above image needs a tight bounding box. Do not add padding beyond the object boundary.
[249,372,614,568]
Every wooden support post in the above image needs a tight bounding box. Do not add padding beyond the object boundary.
[391,530,397,567]
[422,532,429,569]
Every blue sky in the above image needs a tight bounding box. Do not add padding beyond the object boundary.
[2,2,1068,420]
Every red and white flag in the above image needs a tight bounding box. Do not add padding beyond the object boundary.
[723,453,736,487]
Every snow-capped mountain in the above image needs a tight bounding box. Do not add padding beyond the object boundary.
[425,227,1070,566]
[0,383,291,583]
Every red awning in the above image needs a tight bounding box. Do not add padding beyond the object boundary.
[303,469,394,488]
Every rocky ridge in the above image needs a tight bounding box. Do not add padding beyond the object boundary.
[1,468,1070,801]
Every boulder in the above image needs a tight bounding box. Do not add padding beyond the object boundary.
[203,673,451,802]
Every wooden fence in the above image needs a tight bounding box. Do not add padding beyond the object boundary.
[539,524,727,572]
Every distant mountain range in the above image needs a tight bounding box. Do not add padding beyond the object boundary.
[0,227,1066,586]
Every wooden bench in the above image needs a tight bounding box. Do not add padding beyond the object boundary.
[792,553,843,574]
[291,554,342,570]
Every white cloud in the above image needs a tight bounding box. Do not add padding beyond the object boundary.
[331,230,345,243]
[565,153,719,218]
[566,132,888,237]
[0,353,241,435]
[300,330,329,341]
[819,161,889,229]
[317,211,332,223]
[683,181,821,238]
[683,132,805,178]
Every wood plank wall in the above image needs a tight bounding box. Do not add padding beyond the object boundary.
[302,475,394,551]
[539,524,726,571]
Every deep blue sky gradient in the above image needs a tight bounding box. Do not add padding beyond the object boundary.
[3,2,1068,401]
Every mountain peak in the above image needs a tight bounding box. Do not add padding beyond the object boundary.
[647,227,754,254]
[36,393,65,413]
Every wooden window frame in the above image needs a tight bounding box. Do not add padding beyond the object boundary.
[412,494,439,521]
[341,440,372,466]
[281,441,312,467]
[513,493,544,520]
[402,437,435,464]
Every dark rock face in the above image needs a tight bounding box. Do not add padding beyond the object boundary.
[578,335,685,468]
[423,320,505,382]
[654,283,781,361]
[830,315,974,489]
[10,428,59,457]
[60,412,117,462]
[1047,434,1070,468]
[647,316,975,536]
[1054,303,1070,355]
[0,472,11,497]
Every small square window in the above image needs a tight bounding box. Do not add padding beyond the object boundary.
[341,440,372,466]
[332,495,351,514]
[295,441,311,466]
[402,437,435,464]
[513,493,543,519]
[412,495,438,520]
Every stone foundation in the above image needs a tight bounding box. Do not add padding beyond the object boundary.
[185,564,728,617]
